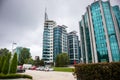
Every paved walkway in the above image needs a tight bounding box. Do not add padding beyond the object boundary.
[24,70,76,80]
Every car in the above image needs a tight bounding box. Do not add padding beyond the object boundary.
[49,67,54,71]
[30,66,37,70]
[17,65,25,73]
[44,67,54,71]
[44,67,49,71]
[36,66,45,71]
[23,64,32,70]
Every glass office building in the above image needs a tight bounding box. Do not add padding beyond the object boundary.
[42,12,56,63]
[79,0,120,63]
[68,31,80,64]
[13,47,30,63]
[112,6,120,30]
[53,25,68,61]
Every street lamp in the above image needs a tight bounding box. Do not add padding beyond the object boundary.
[12,42,17,54]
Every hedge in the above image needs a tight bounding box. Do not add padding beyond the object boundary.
[74,62,120,80]
[0,74,32,79]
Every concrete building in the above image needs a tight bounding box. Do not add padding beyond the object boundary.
[79,0,120,63]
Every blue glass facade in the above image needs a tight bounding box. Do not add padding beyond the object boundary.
[68,31,80,64]
[102,1,120,62]
[79,0,120,63]
[112,6,120,30]
[13,47,30,63]
[79,13,92,63]
[42,20,56,63]
[53,25,68,61]
[91,1,109,62]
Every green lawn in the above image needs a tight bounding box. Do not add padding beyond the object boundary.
[53,67,74,72]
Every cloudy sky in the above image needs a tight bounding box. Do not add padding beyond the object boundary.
[0,0,119,59]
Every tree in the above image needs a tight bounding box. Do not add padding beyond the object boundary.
[24,57,34,64]
[0,48,10,56]
[19,48,31,65]
[39,59,45,66]
[34,57,40,67]
[55,54,60,67]
[0,56,6,73]
[2,53,11,74]
[9,53,18,74]
[55,53,69,67]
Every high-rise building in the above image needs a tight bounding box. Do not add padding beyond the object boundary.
[42,11,56,64]
[79,0,120,63]
[112,5,120,30]
[53,25,68,61]
[68,31,80,64]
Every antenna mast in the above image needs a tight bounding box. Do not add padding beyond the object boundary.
[45,8,48,21]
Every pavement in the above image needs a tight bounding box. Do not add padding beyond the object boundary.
[23,70,76,80]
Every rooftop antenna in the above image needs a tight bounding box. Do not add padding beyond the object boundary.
[45,8,48,21]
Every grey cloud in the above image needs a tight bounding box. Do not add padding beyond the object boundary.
[0,0,119,58]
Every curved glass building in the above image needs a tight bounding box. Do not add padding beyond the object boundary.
[79,0,120,63]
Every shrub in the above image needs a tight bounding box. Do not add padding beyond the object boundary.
[74,62,120,80]
[0,56,6,73]
[0,73,32,79]
[9,53,18,74]
[2,53,11,74]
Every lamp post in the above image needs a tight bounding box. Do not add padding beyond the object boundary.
[12,42,17,55]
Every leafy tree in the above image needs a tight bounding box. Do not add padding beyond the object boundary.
[19,48,31,65]
[0,56,1,64]
[55,53,69,67]
[39,59,45,66]
[25,57,34,65]
[9,53,18,74]
[0,56,6,73]
[55,54,60,67]
[34,57,40,67]
[2,53,11,74]
[0,48,10,56]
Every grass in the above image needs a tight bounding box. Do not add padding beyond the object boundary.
[0,73,32,79]
[53,67,74,72]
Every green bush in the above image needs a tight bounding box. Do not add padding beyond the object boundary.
[0,56,6,73]
[2,53,11,74]
[9,53,18,74]
[74,62,120,80]
[0,73,32,79]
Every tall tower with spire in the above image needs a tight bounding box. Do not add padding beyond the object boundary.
[44,8,48,21]
[42,9,56,64]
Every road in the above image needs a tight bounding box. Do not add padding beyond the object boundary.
[23,70,76,80]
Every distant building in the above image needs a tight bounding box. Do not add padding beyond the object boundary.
[79,0,120,63]
[53,25,68,61]
[13,47,30,63]
[35,56,40,60]
[68,31,80,64]
[42,11,56,64]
